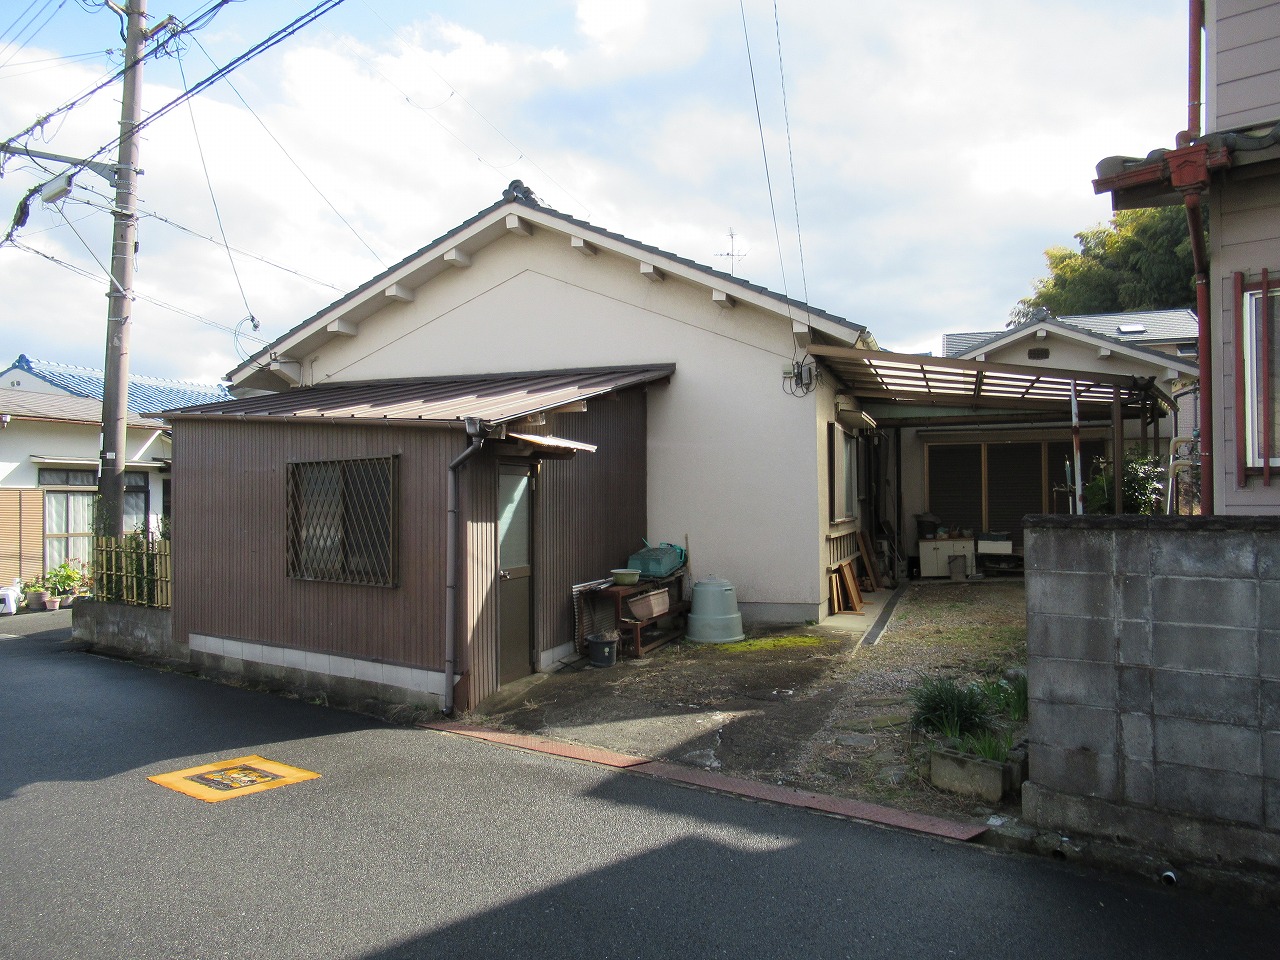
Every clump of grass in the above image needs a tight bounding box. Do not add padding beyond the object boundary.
[718,635,826,653]
[959,729,1015,763]
[976,675,1028,723]
[909,675,992,737]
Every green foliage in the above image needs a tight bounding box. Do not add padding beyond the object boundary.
[959,729,1016,763]
[1012,206,1198,324]
[44,562,84,595]
[1083,449,1165,515]
[976,675,1029,723]
[909,676,993,737]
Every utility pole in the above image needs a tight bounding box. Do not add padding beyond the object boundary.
[99,0,148,539]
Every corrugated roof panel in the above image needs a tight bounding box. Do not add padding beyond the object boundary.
[0,387,162,427]
[160,365,675,425]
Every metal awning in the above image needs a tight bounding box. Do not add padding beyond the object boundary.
[158,365,675,426]
[807,345,1167,412]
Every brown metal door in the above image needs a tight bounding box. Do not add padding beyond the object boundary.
[497,464,533,686]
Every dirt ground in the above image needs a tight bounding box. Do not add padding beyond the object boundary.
[467,577,1028,823]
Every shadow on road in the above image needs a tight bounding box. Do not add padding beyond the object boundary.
[0,629,385,799]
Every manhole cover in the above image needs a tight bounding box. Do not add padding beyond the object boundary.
[149,755,319,802]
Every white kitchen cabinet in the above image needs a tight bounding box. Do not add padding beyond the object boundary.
[919,539,975,578]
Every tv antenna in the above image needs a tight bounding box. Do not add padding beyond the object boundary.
[715,227,748,275]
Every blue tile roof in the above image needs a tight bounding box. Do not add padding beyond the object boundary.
[0,355,230,412]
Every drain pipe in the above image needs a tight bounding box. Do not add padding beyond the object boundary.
[444,417,489,716]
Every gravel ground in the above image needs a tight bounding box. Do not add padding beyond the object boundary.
[472,578,1029,824]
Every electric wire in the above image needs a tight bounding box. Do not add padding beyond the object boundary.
[188,33,387,268]
[9,239,269,342]
[52,200,124,293]
[358,0,591,216]
[0,48,109,76]
[772,0,809,306]
[177,49,255,324]
[0,0,66,70]
[71,187,344,291]
[737,0,791,308]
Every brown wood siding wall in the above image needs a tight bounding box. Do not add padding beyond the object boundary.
[459,451,498,710]
[1216,169,1280,511]
[0,489,44,584]
[172,420,458,669]
[533,389,648,655]
[1214,1,1280,130]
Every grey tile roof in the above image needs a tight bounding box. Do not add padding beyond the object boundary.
[1054,308,1198,344]
[942,331,1004,357]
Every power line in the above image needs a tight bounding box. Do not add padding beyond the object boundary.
[0,0,67,70]
[358,0,591,216]
[188,33,387,268]
[737,1,791,306]
[772,0,809,306]
[177,49,255,323]
[8,239,269,342]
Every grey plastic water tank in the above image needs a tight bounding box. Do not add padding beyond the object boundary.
[686,577,745,644]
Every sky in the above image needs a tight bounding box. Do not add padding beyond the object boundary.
[0,0,1193,384]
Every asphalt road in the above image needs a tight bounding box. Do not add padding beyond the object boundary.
[2,615,1277,960]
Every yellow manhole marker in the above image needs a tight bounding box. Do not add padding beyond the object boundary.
[148,754,319,802]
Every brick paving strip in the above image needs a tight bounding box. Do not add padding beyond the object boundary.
[421,722,986,843]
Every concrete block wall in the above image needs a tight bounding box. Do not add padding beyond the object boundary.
[1023,515,1280,872]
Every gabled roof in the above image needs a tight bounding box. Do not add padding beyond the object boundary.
[952,315,1199,378]
[162,365,674,427]
[942,331,1003,357]
[0,386,162,427]
[0,355,230,412]
[228,189,865,388]
[943,310,1196,359]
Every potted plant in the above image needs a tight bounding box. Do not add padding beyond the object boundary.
[24,576,50,611]
[45,562,82,606]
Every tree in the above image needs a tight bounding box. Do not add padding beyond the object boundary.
[1010,206,1198,325]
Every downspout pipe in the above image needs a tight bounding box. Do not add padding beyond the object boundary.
[1183,189,1214,515]
[444,417,489,716]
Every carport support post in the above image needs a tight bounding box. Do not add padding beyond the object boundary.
[1112,393,1125,515]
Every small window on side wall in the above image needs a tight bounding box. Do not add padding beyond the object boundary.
[829,423,858,524]
[1240,279,1280,470]
[287,456,397,586]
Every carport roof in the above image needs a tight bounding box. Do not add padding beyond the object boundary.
[157,365,675,426]
[807,345,1166,412]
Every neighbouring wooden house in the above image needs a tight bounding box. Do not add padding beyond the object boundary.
[162,187,880,711]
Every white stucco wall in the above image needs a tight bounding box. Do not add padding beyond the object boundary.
[0,419,170,534]
[297,228,835,621]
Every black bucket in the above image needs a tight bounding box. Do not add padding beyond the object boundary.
[587,634,617,668]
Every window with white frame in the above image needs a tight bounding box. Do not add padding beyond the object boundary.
[1241,282,1280,469]
[37,469,150,567]
[829,423,858,523]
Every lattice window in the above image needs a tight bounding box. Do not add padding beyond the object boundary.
[287,457,397,586]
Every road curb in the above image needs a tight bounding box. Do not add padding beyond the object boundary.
[421,721,986,843]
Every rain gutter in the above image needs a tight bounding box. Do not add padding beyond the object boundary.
[444,417,490,715]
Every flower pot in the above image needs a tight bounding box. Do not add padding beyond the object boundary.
[44,596,61,611]
[27,590,49,611]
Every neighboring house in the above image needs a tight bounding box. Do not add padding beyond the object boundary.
[1018,1,1280,877]
[162,186,879,711]
[1093,2,1280,514]
[0,354,231,410]
[0,388,168,584]
[0,358,228,584]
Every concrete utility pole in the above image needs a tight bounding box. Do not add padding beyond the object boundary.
[99,0,148,539]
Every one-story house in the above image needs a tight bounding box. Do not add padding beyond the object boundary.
[163,187,882,710]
